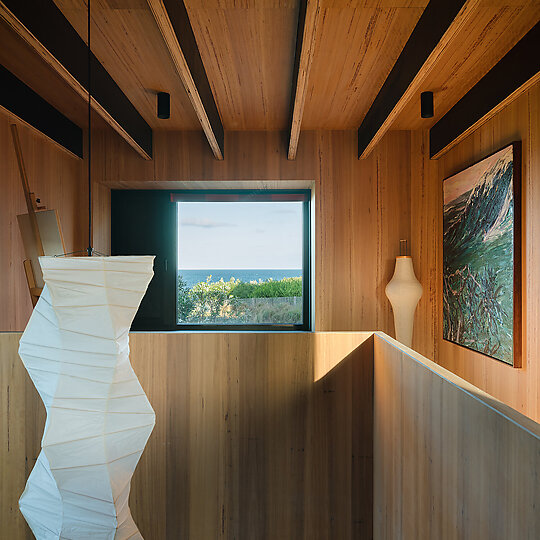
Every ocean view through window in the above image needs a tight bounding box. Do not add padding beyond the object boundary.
[175,191,311,329]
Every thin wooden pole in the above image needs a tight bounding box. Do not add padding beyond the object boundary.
[10,124,44,257]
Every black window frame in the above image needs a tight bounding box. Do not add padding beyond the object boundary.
[111,188,312,332]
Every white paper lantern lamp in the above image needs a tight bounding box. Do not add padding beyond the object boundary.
[18,255,155,540]
[385,241,423,348]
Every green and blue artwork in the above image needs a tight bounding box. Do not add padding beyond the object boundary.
[443,143,521,365]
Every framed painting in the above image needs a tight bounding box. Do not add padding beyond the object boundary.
[442,142,522,366]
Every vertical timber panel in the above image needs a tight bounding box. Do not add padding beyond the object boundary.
[373,333,540,539]
[1,331,374,539]
[412,80,540,422]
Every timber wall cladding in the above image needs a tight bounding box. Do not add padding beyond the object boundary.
[411,80,540,423]
[0,111,86,331]
[3,127,411,334]
[1,331,374,540]
[91,129,411,334]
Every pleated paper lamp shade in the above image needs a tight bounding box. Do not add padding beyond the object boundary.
[19,255,155,540]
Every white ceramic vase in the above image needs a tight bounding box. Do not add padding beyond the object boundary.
[18,255,155,539]
[385,256,422,348]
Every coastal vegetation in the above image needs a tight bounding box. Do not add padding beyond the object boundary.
[177,276,302,324]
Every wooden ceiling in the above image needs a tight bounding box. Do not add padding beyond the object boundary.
[184,1,300,130]
[392,0,540,130]
[0,17,107,129]
[52,0,201,130]
[302,1,428,129]
[1,0,539,152]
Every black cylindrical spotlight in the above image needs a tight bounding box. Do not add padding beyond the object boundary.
[157,92,170,119]
[420,91,434,118]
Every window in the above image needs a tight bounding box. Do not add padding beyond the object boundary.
[111,189,311,331]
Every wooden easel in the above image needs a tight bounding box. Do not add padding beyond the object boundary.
[11,124,66,306]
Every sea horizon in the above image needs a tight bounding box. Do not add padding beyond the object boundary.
[178,268,302,288]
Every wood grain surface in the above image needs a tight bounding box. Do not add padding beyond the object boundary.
[148,0,224,159]
[2,0,535,143]
[373,332,540,539]
[0,112,86,331]
[0,17,102,130]
[1,331,374,540]
[411,80,540,423]
[184,1,300,131]
[302,1,427,129]
[90,129,412,335]
[288,0,321,160]
[4,330,539,538]
[52,0,200,130]
[0,0,154,159]
[392,0,540,131]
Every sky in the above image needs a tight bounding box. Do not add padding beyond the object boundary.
[177,201,303,269]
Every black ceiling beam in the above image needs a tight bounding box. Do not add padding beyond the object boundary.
[430,22,540,158]
[357,0,468,158]
[0,64,83,158]
[0,0,152,159]
[149,0,224,160]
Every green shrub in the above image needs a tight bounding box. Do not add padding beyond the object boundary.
[230,277,302,298]
[177,276,195,322]
[187,276,238,321]
[177,275,302,323]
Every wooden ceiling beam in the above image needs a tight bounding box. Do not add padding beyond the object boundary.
[288,0,320,161]
[148,0,224,160]
[357,0,480,159]
[0,64,83,158]
[0,0,152,160]
[430,22,540,159]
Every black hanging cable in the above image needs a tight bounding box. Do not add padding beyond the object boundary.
[87,0,92,256]
[54,4,105,259]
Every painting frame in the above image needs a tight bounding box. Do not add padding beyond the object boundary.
[442,141,522,367]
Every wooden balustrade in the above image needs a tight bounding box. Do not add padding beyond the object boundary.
[1,331,539,538]
[373,333,540,539]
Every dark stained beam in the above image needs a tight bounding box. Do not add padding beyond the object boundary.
[0,64,83,158]
[288,0,320,161]
[430,22,540,159]
[357,0,478,159]
[0,0,152,160]
[148,0,224,160]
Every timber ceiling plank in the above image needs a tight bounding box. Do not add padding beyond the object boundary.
[301,1,428,130]
[392,0,540,131]
[183,0,300,131]
[0,0,153,159]
[53,0,201,131]
[148,0,224,160]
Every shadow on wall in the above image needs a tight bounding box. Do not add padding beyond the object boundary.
[307,336,374,539]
